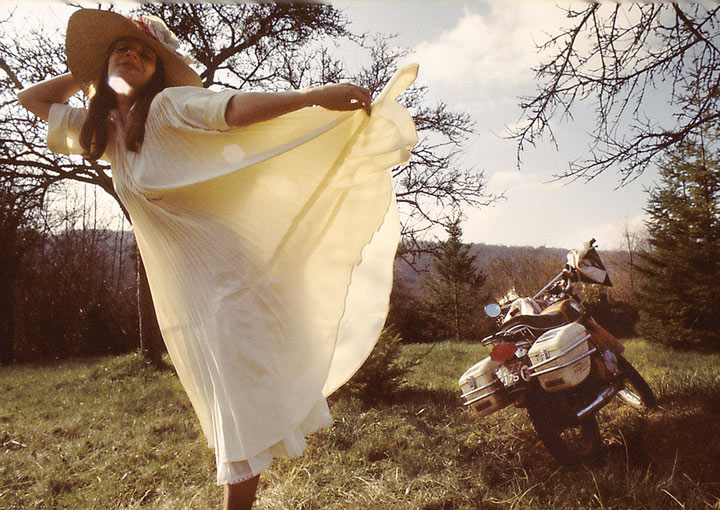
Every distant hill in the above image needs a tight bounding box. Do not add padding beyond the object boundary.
[395,241,627,300]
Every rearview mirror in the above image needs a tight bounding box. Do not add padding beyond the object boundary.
[484,303,502,318]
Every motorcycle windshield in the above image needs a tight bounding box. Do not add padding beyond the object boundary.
[567,243,612,286]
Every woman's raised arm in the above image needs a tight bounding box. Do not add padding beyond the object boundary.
[224,83,372,128]
[17,73,82,122]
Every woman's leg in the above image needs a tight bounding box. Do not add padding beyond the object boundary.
[223,475,260,510]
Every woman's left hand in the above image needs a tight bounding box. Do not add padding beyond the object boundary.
[309,83,372,116]
[225,82,372,128]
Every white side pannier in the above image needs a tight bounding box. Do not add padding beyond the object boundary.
[528,322,593,392]
[458,357,509,418]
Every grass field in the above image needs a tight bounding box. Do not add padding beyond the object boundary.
[2,340,719,509]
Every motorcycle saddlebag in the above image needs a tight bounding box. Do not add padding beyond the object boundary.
[528,322,592,392]
[459,356,509,418]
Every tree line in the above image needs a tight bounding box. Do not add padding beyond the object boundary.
[0,184,140,364]
[388,222,635,345]
[0,214,623,363]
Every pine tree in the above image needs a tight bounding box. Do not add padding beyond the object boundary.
[424,217,488,342]
[636,134,720,349]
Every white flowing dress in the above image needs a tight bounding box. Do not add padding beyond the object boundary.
[47,64,418,484]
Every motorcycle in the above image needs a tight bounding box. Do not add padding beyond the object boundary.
[459,239,656,465]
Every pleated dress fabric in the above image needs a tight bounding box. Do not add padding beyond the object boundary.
[47,64,418,484]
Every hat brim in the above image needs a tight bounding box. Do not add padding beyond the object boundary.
[66,9,202,89]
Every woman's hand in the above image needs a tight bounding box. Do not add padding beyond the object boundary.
[308,83,372,116]
[17,73,82,121]
[225,82,372,128]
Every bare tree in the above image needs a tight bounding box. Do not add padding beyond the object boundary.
[486,248,563,301]
[512,3,720,184]
[1,4,495,358]
[140,4,497,259]
[620,219,649,295]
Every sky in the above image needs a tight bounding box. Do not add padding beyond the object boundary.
[335,1,659,251]
[5,1,661,251]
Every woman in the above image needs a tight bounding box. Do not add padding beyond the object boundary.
[18,9,417,510]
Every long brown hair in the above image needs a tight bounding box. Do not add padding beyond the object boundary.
[80,42,167,161]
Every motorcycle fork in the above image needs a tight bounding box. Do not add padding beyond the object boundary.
[590,352,610,382]
[582,316,625,355]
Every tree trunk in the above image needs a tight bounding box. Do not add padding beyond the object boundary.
[0,231,19,365]
[453,281,460,343]
[623,224,635,293]
[137,256,164,367]
[0,282,15,365]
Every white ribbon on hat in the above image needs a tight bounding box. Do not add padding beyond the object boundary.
[132,15,196,66]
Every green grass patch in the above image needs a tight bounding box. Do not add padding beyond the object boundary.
[2,341,719,509]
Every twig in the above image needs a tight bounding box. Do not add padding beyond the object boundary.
[662,489,685,508]
[668,448,680,482]
[587,467,605,510]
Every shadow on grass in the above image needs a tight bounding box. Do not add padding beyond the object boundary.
[393,386,464,408]
[331,375,720,507]
[330,383,463,413]
[602,391,720,494]
[399,385,720,492]
[659,385,720,414]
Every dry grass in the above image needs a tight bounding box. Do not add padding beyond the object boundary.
[1,340,719,509]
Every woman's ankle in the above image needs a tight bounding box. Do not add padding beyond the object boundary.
[223,474,260,510]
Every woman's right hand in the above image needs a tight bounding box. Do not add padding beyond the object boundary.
[17,73,82,121]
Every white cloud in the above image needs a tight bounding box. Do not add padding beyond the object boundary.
[412,4,569,87]
[486,168,565,194]
[487,169,524,190]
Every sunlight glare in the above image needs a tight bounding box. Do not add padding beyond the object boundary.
[108,75,132,96]
[222,144,246,163]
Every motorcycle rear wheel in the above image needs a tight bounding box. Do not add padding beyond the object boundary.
[616,355,657,410]
[526,391,605,466]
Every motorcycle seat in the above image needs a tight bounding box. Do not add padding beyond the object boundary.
[500,310,570,332]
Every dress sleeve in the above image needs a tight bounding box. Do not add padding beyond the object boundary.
[47,103,87,155]
[138,65,417,195]
[151,86,237,132]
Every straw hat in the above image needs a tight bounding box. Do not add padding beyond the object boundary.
[66,9,202,89]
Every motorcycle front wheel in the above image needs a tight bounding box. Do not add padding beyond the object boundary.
[616,355,657,410]
[526,390,605,466]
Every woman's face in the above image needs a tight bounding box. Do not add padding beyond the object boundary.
[107,37,158,96]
